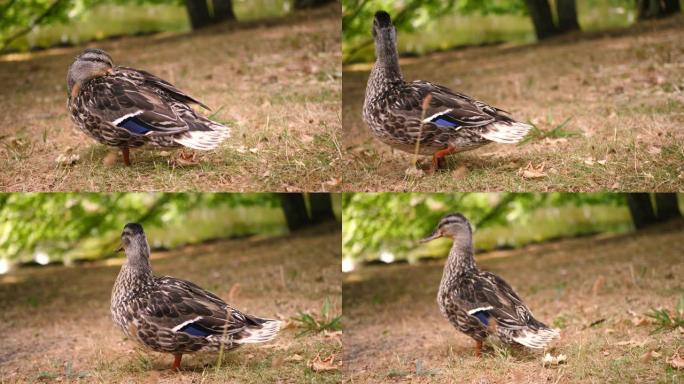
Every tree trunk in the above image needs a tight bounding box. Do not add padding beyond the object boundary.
[211,0,235,22]
[293,0,335,8]
[654,193,680,221]
[185,0,235,29]
[556,0,580,32]
[663,0,681,14]
[309,193,335,223]
[280,193,311,231]
[626,193,657,229]
[185,0,213,29]
[638,0,663,19]
[525,0,559,40]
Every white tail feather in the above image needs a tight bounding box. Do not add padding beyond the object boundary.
[513,327,560,349]
[235,320,281,344]
[174,124,231,150]
[479,121,532,144]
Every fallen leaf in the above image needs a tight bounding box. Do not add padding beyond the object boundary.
[667,350,684,369]
[640,350,661,364]
[452,165,467,179]
[55,153,81,166]
[227,283,240,302]
[592,275,605,296]
[285,354,304,362]
[324,177,341,188]
[308,353,340,372]
[631,316,650,327]
[518,162,547,179]
[271,355,285,368]
[542,353,567,367]
[405,166,425,179]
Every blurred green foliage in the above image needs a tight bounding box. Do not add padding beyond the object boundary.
[0,193,279,263]
[342,193,633,263]
[342,0,638,63]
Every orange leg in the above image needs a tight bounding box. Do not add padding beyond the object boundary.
[172,353,183,371]
[474,340,483,357]
[121,146,131,166]
[430,144,456,174]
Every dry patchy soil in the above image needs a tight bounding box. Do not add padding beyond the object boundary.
[0,5,341,192]
[342,15,684,192]
[0,224,342,383]
[343,221,684,383]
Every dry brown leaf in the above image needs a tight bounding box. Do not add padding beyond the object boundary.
[518,162,546,179]
[103,151,119,166]
[56,153,79,166]
[667,350,684,369]
[324,177,341,188]
[592,275,605,296]
[308,353,340,372]
[640,350,661,364]
[452,165,467,179]
[631,316,650,327]
[227,283,240,302]
[285,354,304,362]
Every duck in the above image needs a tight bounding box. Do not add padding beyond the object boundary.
[111,223,280,370]
[363,11,532,173]
[67,48,231,166]
[421,213,559,356]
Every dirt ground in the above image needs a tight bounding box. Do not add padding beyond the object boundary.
[343,221,684,383]
[0,222,342,383]
[342,15,684,192]
[0,4,341,192]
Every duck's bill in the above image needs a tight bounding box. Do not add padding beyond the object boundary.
[420,230,442,243]
[114,245,123,253]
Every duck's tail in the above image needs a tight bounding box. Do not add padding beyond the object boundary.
[235,318,281,344]
[512,326,560,349]
[479,121,532,144]
[174,119,231,150]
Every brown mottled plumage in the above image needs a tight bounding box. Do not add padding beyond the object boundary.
[363,11,532,172]
[67,48,230,165]
[421,213,559,356]
[111,223,280,370]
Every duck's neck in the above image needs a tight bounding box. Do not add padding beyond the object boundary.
[365,38,403,102]
[440,230,477,286]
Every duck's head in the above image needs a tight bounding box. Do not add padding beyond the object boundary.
[421,213,472,243]
[67,48,113,95]
[372,10,397,47]
[116,223,150,261]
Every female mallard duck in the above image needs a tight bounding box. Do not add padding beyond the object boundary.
[67,48,230,166]
[111,223,280,370]
[421,213,559,356]
[363,11,532,172]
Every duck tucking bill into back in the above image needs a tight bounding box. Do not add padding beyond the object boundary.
[67,48,231,166]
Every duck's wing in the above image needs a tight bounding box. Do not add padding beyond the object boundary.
[82,74,192,137]
[140,276,276,341]
[118,66,210,110]
[454,271,558,348]
[397,80,531,144]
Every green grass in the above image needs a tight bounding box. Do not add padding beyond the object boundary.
[647,294,684,333]
[293,297,342,337]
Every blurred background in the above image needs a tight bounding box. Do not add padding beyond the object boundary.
[0,192,340,273]
[0,0,337,54]
[342,0,683,63]
[342,192,683,271]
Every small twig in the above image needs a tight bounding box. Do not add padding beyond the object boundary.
[412,94,432,168]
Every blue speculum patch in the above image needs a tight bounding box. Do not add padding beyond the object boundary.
[432,116,460,128]
[472,311,490,326]
[118,117,152,134]
[179,323,211,337]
